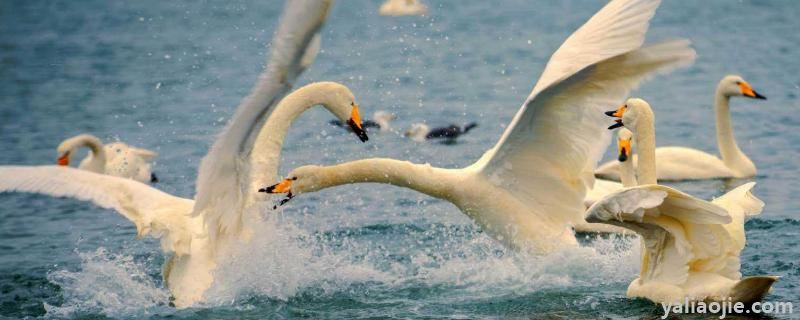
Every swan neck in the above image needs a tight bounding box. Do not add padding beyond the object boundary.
[633,113,657,185]
[250,83,336,182]
[619,158,637,187]
[714,91,745,165]
[77,136,106,171]
[317,158,455,200]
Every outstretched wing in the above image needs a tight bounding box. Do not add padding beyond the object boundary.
[192,0,333,239]
[0,166,194,255]
[476,0,695,227]
[586,184,732,284]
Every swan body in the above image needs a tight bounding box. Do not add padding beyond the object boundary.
[263,0,697,254]
[379,0,427,16]
[56,134,158,183]
[587,98,776,304]
[595,75,766,181]
[0,0,350,308]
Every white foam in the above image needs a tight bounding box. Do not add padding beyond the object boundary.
[44,247,172,318]
[46,217,641,315]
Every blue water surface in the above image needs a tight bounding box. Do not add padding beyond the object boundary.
[1,0,799,318]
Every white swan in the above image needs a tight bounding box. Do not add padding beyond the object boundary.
[56,134,158,183]
[586,98,777,304]
[0,0,361,308]
[595,75,767,181]
[379,0,427,16]
[260,0,697,254]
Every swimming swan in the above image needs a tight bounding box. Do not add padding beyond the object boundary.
[379,0,427,16]
[56,133,158,183]
[0,0,367,308]
[595,75,767,181]
[261,0,697,254]
[586,98,777,304]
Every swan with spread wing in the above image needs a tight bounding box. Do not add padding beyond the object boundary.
[0,0,371,308]
[586,98,777,304]
[262,0,696,253]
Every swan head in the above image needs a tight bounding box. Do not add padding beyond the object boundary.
[719,75,766,100]
[56,134,98,166]
[617,128,633,162]
[604,98,653,134]
[316,82,369,142]
[257,165,325,208]
[404,123,430,142]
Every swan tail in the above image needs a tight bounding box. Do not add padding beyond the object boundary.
[712,182,764,219]
[729,275,779,304]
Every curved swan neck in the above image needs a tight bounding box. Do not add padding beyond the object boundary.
[250,83,347,182]
[315,158,457,200]
[633,109,657,185]
[72,135,106,171]
[714,89,748,167]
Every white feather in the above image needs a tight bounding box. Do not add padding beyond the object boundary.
[0,166,194,255]
[192,0,333,239]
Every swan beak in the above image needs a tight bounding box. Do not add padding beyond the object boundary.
[259,178,293,194]
[605,104,626,118]
[259,178,296,209]
[607,119,624,130]
[739,81,767,100]
[618,138,631,162]
[348,103,369,143]
[57,152,70,166]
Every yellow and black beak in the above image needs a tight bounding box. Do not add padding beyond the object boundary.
[57,152,70,166]
[739,81,766,100]
[347,103,369,143]
[258,178,296,209]
[605,104,626,130]
[259,178,293,194]
[617,138,631,162]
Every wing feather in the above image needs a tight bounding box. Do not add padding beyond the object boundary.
[479,40,696,226]
[192,0,333,238]
[586,185,733,285]
[0,166,194,255]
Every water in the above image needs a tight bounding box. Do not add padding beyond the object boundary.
[1,0,799,318]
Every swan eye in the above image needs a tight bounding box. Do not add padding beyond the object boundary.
[291,177,298,180]
[735,81,741,85]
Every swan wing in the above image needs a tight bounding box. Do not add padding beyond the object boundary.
[586,185,733,284]
[192,0,333,238]
[0,166,194,255]
[478,38,696,226]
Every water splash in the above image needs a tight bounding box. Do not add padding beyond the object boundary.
[202,214,396,306]
[44,248,172,318]
[45,217,641,317]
